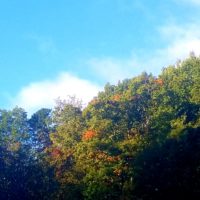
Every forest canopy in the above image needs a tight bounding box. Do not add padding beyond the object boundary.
[0,56,200,199]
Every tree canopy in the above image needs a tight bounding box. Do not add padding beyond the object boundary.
[0,56,200,199]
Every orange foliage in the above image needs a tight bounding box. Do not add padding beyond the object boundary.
[113,168,122,176]
[154,79,164,85]
[112,94,121,101]
[90,98,99,105]
[106,155,120,162]
[88,150,120,163]
[82,130,97,141]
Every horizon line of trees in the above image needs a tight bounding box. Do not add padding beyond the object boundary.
[0,55,200,199]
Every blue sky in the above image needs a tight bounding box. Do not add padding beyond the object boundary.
[0,0,200,115]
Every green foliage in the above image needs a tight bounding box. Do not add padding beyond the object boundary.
[0,107,58,200]
[132,127,200,200]
[0,56,200,199]
[29,108,53,153]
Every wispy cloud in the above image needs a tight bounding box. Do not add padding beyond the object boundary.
[11,73,102,115]
[157,22,200,60]
[175,0,200,6]
[87,56,141,84]
[87,21,200,83]
[14,21,200,115]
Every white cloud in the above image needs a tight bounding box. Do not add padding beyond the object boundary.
[157,38,200,61]
[87,55,162,84]
[159,24,200,41]
[11,73,102,115]
[157,23,200,60]
[87,57,142,84]
[13,22,200,116]
[87,22,200,82]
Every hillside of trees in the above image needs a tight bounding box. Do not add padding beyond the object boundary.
[0,56,200,199]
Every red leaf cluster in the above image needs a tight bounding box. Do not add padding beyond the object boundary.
[51,148,63,158]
